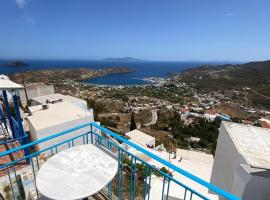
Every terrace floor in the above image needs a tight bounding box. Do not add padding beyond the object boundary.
[129,146,218,200]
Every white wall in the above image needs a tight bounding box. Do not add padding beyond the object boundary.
[72,99,88,114]
[28,117,96,153]
[210,122,270,200]
[233,164,270,200]
[20,85,55,104]
[210,123,246,195]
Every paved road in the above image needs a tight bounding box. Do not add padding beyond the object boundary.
[144,110,158,126]
[250,90,270,99]
[98,113,127,117]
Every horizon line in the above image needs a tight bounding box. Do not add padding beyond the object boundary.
[0,58,253,63]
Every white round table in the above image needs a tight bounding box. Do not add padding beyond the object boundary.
[36,144,118,200]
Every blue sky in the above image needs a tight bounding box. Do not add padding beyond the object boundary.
[0,0,270,61]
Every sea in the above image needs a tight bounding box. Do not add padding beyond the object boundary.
[0,60,222,85]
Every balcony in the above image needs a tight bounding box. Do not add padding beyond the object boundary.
[0,122,240,200]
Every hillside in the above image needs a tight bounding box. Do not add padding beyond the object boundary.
[179,60,270,109]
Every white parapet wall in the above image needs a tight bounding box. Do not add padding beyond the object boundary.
[19,83,55,104]
[210,122,270,200]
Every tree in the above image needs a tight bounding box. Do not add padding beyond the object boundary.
[130,112,137,131]
[5,61,29,104]
[3,184,11,200]
[198,139,208,151]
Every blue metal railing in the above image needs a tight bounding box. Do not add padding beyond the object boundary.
[11,117,20,139]
[0,135,28,145]
[0,122,240,200]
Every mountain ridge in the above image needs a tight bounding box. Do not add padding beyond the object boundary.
[179,60,270,109]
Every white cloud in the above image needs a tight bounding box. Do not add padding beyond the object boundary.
[225,11,238,17]
[16,0,28,8]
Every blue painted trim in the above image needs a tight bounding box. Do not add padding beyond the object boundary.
[12,94,24,138]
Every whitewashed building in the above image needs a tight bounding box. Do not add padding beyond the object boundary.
[27,101,95,151]
[211,122,270,200]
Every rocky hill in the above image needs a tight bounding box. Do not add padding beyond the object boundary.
[180,60,270,89]
[179,60,270,109]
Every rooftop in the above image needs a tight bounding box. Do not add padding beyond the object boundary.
[31,93,83,104]
[0,75,23,90]
[205,108,219,115]
[125,129,155,146]
[223,122,270,170]
[27,102,89,130]
[259,118,270,129]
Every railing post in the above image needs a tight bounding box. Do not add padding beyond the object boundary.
[118,149,123,200]
[30,157,39,199]
[90,124,93,144]
[166,179,170,200]
[0,104,8,130]
[2,90,16,138]
[12,92,30,163]
[7,169,16,200]
[12,92,24,139]
[130,157,137,200]
[108,181,113,200]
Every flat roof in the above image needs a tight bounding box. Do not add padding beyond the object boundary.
[126,129,155,146]
[27,102,88,130]
[31,93,83,104]
[223,122,270,170]
[143,148,217,200]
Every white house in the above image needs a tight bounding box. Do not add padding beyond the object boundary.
[27,101,95,151]
[210,122,270,200]
[125,129,155,148]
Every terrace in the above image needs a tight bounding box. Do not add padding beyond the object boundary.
[0,122,240,200]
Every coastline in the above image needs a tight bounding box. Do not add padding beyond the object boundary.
[10,67,134,83]
[0,60,211,85]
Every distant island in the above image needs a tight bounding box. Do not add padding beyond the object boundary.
[10,67,134,83]
[102,57,147,62]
